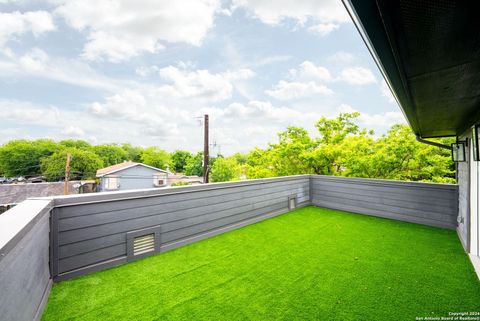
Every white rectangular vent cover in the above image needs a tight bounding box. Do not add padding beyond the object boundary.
[288,196,297,210]
[133,233,155,256]
[289,198,296,209]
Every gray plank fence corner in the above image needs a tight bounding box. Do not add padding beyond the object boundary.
[311,175,458,229]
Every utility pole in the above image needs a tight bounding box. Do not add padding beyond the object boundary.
[203,114,209,183]
[64,153,71,195]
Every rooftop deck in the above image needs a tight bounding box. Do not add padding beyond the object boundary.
[0,175,476,321]
[42,206,480,320]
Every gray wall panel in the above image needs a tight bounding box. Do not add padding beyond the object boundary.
[0,200,52,321]
[56,177,308,217]
[311,176,458,229]
[311,191,456,220]
[57,192,309,260]
[311,189,455,215]
[311,183,457,208]
[58,187,308,245]
[59,244,126,273]
[312,180,457,202]
[54,176,310,279]
[58,181,308,231]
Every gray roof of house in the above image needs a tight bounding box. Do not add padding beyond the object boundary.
[0,181,80,205]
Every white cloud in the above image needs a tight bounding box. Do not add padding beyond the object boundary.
[90,88,184,139]
[232,0,349,26]
[0,99,59,122]
[265,80,333,100]
[338,104,405,127]
[18,47,48,72]
[135,65,160,77]
[308,23,339,36]
[0,48,126,91]
[226,100,301,122]
[289,61,331,81]
[0,11,55,46]
[287,61,376,87]
[62,125,85,137]
[91,89,155,119]
[0,98,166,145]
[204,100,324,125]
[337,67,376,85]
[154,64,255,102]
[253,55,292,67]
[327,51,356,65]
[54,0,221,62]
[381,81,396,103]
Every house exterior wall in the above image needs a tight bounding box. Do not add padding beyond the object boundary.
[100,165,167,192]
[472,155,480,258]
[457,127,480,260]
[458,131,471,251]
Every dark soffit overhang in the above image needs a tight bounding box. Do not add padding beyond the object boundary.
[343,0,480,138]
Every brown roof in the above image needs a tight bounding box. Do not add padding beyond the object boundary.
[96,161,138,177]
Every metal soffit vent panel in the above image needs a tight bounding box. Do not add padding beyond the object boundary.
[346,0,480,138]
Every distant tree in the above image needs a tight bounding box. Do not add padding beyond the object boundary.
[120,143,143,162]
[41,148,104,181]
[93,145,129,167]
[245,148,275,179]
[184,152,204,176]
[304,112,367,175]
[171,150,193,173]
[210,157,238,182]
[0,139,60,177]
[240,112,454,183]
[59,139,92,149]
[0,112,455,184]
[231,152,248,165]
[365,125,455,183]
[140,147,171,170]
[268,126,315,176]
[315,112,363,144]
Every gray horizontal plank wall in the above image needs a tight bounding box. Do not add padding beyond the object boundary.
[0,199,53,321]
[311,175,458,229]
[52,175,310,280]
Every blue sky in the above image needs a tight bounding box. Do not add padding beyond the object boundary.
[0,0,404,155]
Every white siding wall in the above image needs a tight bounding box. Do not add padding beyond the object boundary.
[459,129,479,258]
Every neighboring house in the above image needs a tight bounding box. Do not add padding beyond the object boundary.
[96,162,169,192]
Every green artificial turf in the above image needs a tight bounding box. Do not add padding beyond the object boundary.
[42,206,480,321]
